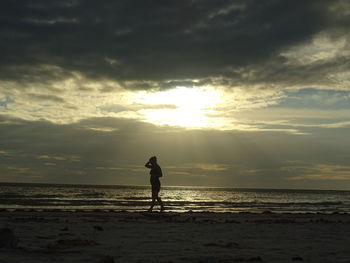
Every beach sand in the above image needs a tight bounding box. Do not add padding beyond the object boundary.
[0,210,350,263]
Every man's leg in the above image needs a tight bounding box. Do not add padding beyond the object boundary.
[148,191,156,212]
[157,192,164,212]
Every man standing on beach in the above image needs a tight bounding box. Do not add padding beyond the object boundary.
[145,156,164,212]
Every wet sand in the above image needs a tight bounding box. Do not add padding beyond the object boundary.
[1,210,350,263]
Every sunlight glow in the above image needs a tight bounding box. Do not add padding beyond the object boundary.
[135,86,223,128]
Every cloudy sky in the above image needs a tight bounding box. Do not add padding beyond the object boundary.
[1,0,350,189]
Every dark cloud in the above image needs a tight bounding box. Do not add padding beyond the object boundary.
[1,0,347,86]
[28,93,65,103]
[216,56,350,92]
[99,103,177,114]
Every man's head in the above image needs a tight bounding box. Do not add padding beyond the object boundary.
[149,156,157,164]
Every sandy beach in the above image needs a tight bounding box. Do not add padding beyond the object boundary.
[0,210,350,263]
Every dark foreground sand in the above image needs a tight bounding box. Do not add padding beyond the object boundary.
[1,210,350,263]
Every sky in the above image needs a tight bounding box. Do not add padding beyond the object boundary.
[1,0,350,190]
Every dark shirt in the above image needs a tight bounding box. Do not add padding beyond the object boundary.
[150,164,162,179]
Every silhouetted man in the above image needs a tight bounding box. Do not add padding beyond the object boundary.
[145,156,164,212]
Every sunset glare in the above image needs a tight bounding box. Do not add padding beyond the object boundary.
[135,87,222,128]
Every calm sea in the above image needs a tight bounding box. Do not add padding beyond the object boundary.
[0,183,349,214]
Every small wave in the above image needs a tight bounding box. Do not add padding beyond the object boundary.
[123,197,150,201]
[75,192,105,198]
[0,194,27,199]
[31,194,64,199]
[0,193,65,199]
[155,200,344,209]
[282,201,343,206]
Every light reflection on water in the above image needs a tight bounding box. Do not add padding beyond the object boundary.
[0,183,350,213]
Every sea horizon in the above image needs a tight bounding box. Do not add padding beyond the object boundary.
[1,181,350,192]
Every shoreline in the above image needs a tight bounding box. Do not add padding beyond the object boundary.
[1,210,350,262]
[1,207,349,215]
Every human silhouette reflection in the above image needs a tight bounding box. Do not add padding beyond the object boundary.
[145,156,164,212]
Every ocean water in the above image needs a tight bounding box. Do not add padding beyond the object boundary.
[0,182,350,214]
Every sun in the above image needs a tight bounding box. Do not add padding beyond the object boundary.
[134,86,223,128]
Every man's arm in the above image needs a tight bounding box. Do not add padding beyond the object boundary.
[145,161,152,168]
